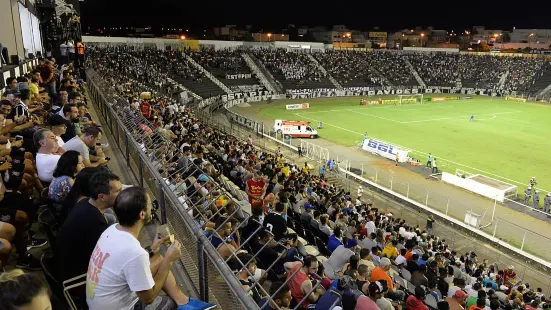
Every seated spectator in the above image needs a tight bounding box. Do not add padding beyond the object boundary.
[48,114,71,148]
[86,186,216,310]
[356,280,387,310]
[236,253,261,302]
[0,222,15,268]
[446,289,468,310]
[48,150,84,203]
[371,257,404,302]
[323,238,358,280]
[327,226,344,252]
[407,286,429,310]
[411,264,429,288]
[35,128,62,182]
[0,269,52,309]
[55,171,121,282]
[257,281,292,310]
[284,255,325,308]
[64,126,108,167]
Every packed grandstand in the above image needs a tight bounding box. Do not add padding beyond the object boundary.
[1,42,551,310]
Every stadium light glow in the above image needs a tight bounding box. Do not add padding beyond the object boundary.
[420,33,425,37]
[180,35,186,40]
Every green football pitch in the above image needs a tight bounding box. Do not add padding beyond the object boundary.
[257,96,551,191]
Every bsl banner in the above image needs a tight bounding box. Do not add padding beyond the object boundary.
[362,139,410,162]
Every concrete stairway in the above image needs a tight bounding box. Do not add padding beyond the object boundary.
[307,53,343,90]
[404,59,427,87]
[247,53,285,93]
[182,54,233,94]
[241,53,277,93]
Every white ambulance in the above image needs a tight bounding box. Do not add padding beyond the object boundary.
[274,120,318,139]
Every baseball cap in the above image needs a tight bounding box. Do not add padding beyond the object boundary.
[304,203,314,210]
[368,280,388,295]
[48,114,71,127]
[454,290,467,299]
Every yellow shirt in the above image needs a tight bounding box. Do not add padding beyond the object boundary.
[277,156,285,167]
[302,166,309,174]
[29,83,39,100]
[281,166,290,177]
[382,243,398,259]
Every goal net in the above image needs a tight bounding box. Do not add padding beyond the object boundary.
[398,94,423,105]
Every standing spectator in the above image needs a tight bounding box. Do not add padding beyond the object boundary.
[245,170,266,207]
[533,190,540,209]
[427,215,435,235]
[544,193,551,213]
[86,186,216,310]
[432,158,438,174]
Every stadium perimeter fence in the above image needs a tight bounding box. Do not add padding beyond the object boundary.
[218,108,551,296]
[85,69,292,310]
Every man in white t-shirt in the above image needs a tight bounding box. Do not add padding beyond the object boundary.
[86,187,216,310]
[34,128,62,182]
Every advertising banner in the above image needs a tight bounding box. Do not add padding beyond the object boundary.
[285,103,310,110]
[431,97,446,102]
[286,87,517,99]
[369,32,388,38]
[225,73,253,79]
[505,96,526,102]
[362,139,410,162]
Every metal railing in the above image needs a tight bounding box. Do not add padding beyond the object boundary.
[86,69,261,309]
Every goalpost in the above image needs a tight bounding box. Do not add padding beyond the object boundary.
[397,94,424,105]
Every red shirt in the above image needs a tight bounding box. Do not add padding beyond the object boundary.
[246,178,265,205]
[287,264,310,307]
[407,296,429,310]
[140,102,151,119]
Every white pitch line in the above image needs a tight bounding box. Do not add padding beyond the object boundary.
[344,109,403,123]
[294,111,535,191]
[400,111,516,124]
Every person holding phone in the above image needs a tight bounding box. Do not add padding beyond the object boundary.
[87,186,216,310]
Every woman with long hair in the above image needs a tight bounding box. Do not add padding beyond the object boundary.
[48,150,84,203]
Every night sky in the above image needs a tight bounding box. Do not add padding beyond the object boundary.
[80,0,551,32]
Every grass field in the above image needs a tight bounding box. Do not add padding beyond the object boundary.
[257,96,551,191]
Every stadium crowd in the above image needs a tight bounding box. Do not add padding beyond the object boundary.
[1,43,550,310]
[188,47,250,75]
[66,46,550,310]
[252,48,327,82]
[313,50,386,87]
[406,53,459,87]
[0,51,216,309]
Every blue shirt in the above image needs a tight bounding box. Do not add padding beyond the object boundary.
[327,235,343,253]
[483,278,497,290]
[315,288,341,310]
